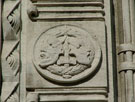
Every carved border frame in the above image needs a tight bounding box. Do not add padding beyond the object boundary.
[0,0,21,102]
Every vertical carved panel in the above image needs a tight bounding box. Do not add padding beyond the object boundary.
[23,0,113,102]
[1,0,21,102]
[0,0,116,101]
[116,0,135,102]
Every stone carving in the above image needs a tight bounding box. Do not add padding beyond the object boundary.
[2,44,20,102]
[4,0,21,40]
[27,0,105,21]
[27,2,38,21]
[6,41,20,76]
[117,0,135,101]
[32,25,101,83]
[1,0,21,101]
[2,0,134,101]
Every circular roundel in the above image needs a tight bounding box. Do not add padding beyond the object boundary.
[32,24,101,83]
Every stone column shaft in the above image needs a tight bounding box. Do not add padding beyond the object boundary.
[118,0,135,102]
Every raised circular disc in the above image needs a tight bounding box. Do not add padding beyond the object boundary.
[32,24,101,84]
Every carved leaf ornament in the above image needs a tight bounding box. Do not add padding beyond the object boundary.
[32,25,101,83]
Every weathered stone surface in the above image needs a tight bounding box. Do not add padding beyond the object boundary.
[115,0,135,102]
[1,0,21,102]
[25,0,110,101]
[2,0,135,102]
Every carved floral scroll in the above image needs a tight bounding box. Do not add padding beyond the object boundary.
[1,0,21,102]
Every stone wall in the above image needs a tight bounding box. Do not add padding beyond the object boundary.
[0,0,135,102]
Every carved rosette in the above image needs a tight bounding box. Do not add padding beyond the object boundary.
[32,25,101,83]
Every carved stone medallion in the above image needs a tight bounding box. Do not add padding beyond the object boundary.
[32,25,101,83]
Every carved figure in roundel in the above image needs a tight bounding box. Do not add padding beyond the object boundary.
[33,25,101,83]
